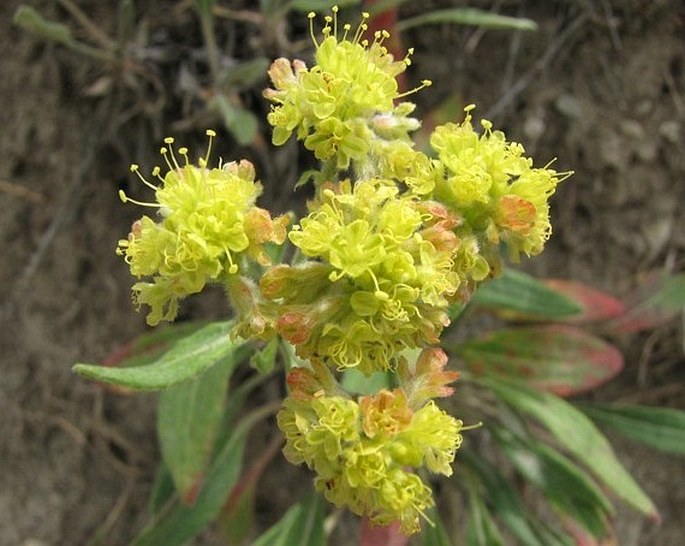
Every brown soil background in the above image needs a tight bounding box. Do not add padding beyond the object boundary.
[1,1,684,545]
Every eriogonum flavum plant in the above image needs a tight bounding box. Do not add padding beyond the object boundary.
[117,8,569,535]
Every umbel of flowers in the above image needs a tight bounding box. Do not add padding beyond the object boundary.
[117,7,568,536]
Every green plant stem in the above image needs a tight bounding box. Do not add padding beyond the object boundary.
[58,0,116,51]
[198,9,221,89]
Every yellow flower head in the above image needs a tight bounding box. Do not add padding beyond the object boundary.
[117,131,288,324]
[265,178,460,374]
[277,376,465,534]
[430,106,571,272]
[264,8,430,170]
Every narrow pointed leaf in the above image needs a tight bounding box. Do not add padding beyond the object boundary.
[102,322,207,370]
[461,451,544,546]
[465,478,505,546]
[158,353,236,504]
[579,404,685,455]
[250,494,325,546]
[455,325,623,397]
[13,5,74,45]
[543,280,626,323]
[73,322,239,390]
[477,377,659,520]
[471,269,582,320]
[491,425,613,538]
[397,8,538,32]
[132,407,269,546]
[606,272,685,333]
[149,463,175,516]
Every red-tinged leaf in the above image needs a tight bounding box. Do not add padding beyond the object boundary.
[455,325,623,397]
[562,517,618,546]
[605,272,685,334]
[360,518,409,546]
[543,280,626,323]
[471,269,583,322]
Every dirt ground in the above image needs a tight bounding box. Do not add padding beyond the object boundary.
[1,1,683,545]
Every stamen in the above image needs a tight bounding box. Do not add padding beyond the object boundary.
[332,6,338,38]
[152,166,164,184]
[178,147,189,166]
[308,12,319,47]
[403,47,415,67]
[353,13,369,44]
[461,421,484,431]
[224,249,238,274]
[118,189,159,208]
[130,164,159,191]
[160,147,174,173]
[323,15,332,38]
[342,23,351,41]
[396,79,432,99]
[163,137,182,171]
[205,129,216,166]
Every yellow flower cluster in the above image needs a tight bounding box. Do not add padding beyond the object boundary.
[117,131,288,324]
[264,9,427,170]
[430,106,570,270]
[262,178,460,374]
[278,349,462,534]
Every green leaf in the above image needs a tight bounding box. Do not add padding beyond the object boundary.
[148,462,176,516]
[527,519,574,546]
[606,272,685,333]
[491,425,613,538]
[461,451,544,546]
[158,353,236,504]
[13,5,74,45]
[341,368,393,395]
[221,57,270,89]
[132,407,270,546]
[455,325,623,397]
[209,95,258,146]
[465,477,505,546]
[543,279,626,323]
[250,494,325,546]
[397,8,538,32]
[250,337,279,374]
[102,322,207,370]
[73,322,240,390]
[579,404,685,455]
[471,269,582,320]
[477,377,659,519]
